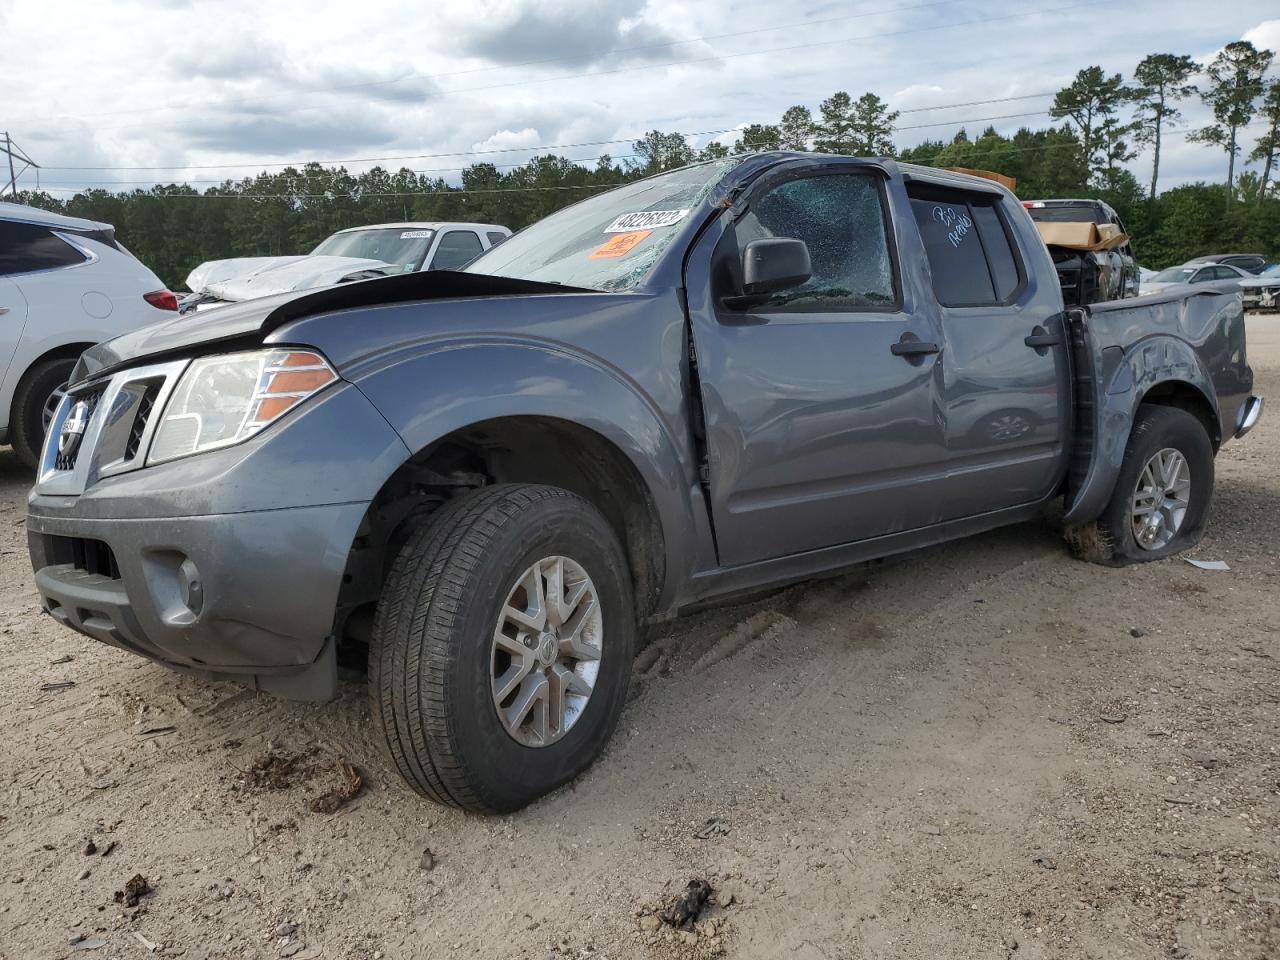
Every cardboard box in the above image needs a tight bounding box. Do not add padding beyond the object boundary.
[944,167,1018,192]
[1034,220,1129,251]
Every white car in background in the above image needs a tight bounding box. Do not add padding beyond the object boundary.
[1139,261,1252,296]
[182,221,512,311]
[1,202,178,467]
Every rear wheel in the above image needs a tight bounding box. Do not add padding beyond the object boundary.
[370,483,635,813]
[1066,405,1214,565]
[10,358,76,469]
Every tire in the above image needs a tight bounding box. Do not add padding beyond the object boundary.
[370,483,635,813]
[1066,405,1214,565]
[9,358,76,469]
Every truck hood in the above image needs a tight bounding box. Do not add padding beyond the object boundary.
[186,255,400,302]
[72,270,592,384]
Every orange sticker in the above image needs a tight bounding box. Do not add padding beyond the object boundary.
[589,229,652,259]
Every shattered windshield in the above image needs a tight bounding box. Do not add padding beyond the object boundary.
[311,228,434,270]
[463,160,740,291]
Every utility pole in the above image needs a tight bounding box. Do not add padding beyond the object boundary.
[2,132,39,198]
[3,132,15,198]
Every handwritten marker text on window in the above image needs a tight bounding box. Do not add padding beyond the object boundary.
[933,205,973,249]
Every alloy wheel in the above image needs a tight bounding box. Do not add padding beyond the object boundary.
[491,556,603,747]
[1131,447,1191,551]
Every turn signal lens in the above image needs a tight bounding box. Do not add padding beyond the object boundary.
[148,348,337,464]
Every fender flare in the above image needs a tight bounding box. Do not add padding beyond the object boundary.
[350,337,700,611]
[1063,333,1220,526]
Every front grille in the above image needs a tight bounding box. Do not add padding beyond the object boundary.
[44,535,121,580]
[34,358,189,497]
[124,382,161,461]
[53,388,105,472]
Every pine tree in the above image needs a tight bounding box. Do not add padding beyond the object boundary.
[1188,41,1275,194]
[1132,54,1198,197]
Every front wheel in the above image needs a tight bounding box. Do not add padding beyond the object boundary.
[370,484,635,813]
[1066,405,1214,565]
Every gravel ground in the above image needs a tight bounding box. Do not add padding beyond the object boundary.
[1,316,1277,960]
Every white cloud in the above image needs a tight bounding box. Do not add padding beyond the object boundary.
[3,0,1279,197]
[1242,19,1280,53]
[471,127,543,154]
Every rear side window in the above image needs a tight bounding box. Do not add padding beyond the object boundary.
[486,231,508,247]
[431,230,484,270]
[909,187,1023,307]
[0,220,89,276]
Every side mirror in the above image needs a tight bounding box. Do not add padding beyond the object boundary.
[742,237,812,297]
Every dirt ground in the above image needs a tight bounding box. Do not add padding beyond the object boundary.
[1,318,1277,960]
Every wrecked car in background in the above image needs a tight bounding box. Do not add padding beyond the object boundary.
[28,153,1262,813]
[1239,263,1280,312]
[1023,198,1140,305]
[180,221,510,311]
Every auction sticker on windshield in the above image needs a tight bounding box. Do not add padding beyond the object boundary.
[604,209,689,232]
[400,230,432,238]
[590,230,653,259]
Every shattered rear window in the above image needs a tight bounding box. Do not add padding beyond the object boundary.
[463,160,740,291]
[1025,204,1105,224]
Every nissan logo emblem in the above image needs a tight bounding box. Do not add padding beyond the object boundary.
[57,400,91,459]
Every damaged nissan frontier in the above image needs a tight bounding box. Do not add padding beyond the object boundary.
[27,153,1264,812]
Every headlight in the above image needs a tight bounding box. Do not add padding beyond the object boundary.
[148,348,337,464]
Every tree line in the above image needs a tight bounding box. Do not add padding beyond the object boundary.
[17,42,1280,289]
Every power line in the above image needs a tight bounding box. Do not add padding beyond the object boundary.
[37,109,1070,186]
[31,120,1267,199]
[43,93,1067,174]
[32,182,625,199]
[36,152,650,187]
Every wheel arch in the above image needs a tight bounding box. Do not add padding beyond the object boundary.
[5,341,94,437]
[1138,379,1221,451]
[1064,333,1221,526]
[330,336,711,655]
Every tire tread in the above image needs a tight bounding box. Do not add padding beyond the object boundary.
[370,484,596,812]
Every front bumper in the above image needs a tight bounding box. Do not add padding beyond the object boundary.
[26,376,410,700]
[27,501,368,699]
[1242,287,1279,310]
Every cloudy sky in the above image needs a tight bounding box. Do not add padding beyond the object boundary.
[1,0,1277,196]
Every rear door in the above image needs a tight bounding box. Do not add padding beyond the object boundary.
[906,182,1068,518]
[0,276,29,388]
[685,164,951,566]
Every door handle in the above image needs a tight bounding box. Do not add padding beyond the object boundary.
[0,307,9,315]
[890,334,940,364]
[1024,326,1061,354]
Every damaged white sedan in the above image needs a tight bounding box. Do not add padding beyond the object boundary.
[181,221,511,311]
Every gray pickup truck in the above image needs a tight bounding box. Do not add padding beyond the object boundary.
[27,153,1263,813]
